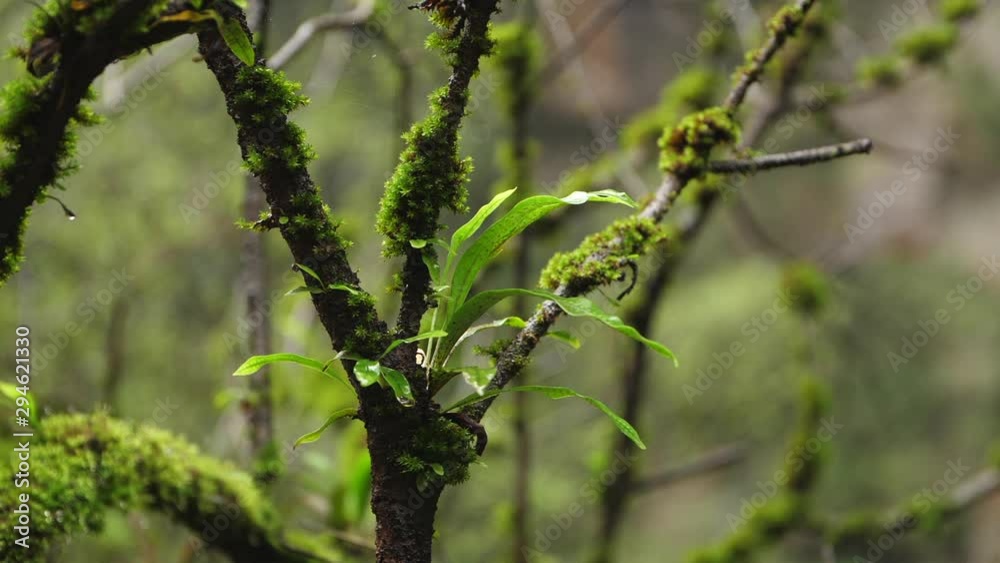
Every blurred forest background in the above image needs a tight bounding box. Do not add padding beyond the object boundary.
[2,0,999,562]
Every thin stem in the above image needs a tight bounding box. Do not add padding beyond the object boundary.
[707,138,874,174]
[267,0,375,70]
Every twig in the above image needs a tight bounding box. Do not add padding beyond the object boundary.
[632,443,749,493]
[707,138,874,174]
[539,0,633,86]
[723,0,818,112]
[267,0,376,70]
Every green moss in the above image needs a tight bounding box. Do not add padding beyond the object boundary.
[659,107,741,180]
[540,216,668,292]
[623,67,722,150]
[940,0,980,22]
[396,416,478,487]
[781,262,831,316]
[0,413,302,562]
[233,66,315,170]
[856,55,904,87]
[895,24,958,65]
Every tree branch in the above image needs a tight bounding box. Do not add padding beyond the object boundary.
[0,413,336,563]
[196,6,389,370]
[267,0,376,71]
[707,138,874,174]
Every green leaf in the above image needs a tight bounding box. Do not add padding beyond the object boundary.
[219,17,255,66]
[429,463,445,476]
[449,190,635,312]
[234,353,326,376]
[296,263,323,283]
[381,329,448,359]
[354,359,382,387]
[234,353,353,391]
[446,385,646,450]
[443,316,525,364]
[448,188,517,265]
[380,366,414,406]
[294,407,358,449]
[328,283,362,296]
[285,285,323,296]
[548,330,581,349]
[457,366,496,395]
[436,288,675,368]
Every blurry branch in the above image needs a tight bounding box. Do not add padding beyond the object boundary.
[632,442,749,493]
[242,0,277,483]
[707,138,874,174]
[267,0,376,71]
[103,299,130,411]
[0,414,337,563]
[467,0,828,423]
[538,0,632,86]
[373,28,415,150]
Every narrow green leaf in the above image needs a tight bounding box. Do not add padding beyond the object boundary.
[285,285,323,296]
[429,463,445,476]
[219,17,255,66]
[449,190,635,312]
[234,353,354,391]
[296,263,323,283]
[328,283,362,296]
[234,353,325,376]
[548,330,581,349]
[380,366,415,406]
[446,385,646,450]
[458,366,496,395]
[381,329,449,359]
[354,359,382,387]
[294,407,358,449]
[436,288,675,368]
[443,316,525,364]
[448,188,517,262]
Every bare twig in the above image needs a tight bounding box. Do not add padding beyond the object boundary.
[267,0,376,70]
[632,443,749,493]
[707,138,874,174]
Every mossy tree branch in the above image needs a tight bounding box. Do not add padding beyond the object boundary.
[196,5,389,370]
[377,1,501,341]
[0,413,336,563]
[0,0,205,285]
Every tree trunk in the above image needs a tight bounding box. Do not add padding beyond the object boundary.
[367,415,443,563]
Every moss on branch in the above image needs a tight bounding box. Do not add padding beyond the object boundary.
[0,413,336,563]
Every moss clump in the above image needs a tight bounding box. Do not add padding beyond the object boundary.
[396,416,478,488]
[940,0,980,22]
[377,7,498,257]
[0,413,310,562]
[234,66,315,171]
[856,55,904,87]
[895,24,958,65]
[623,67,721,150]
[539,216,668,292]
[377,87,473,257]
[659,107,741,180]
[781,262,831,316]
